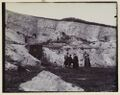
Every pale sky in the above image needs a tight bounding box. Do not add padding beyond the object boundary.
[6,3,116,26]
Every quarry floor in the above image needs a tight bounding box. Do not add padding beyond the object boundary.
[4,65,117,92]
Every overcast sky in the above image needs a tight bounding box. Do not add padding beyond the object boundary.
[6,3,116,26]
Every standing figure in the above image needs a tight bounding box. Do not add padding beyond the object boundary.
[83,51,91,68]
[64,52,69,68]
[68,54,73,68]
[73,54,79,69]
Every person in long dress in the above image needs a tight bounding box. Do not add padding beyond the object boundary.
[83,51,91,68]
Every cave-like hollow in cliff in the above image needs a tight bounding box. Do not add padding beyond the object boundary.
[27,44,43,60]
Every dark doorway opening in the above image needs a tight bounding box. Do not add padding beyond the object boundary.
[28,44,43,60]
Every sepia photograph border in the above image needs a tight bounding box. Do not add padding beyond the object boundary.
[1,0,119,94]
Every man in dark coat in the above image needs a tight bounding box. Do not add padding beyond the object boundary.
[68,54,73,68]
[64,52,69,68]
[83,51,91,68]
[73,54,79,69]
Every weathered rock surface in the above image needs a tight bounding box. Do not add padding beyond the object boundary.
[19,70,84,91]
[5,11,41,68]
[5,10,116,68]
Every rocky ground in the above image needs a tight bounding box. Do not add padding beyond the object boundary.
[4,65,117,92]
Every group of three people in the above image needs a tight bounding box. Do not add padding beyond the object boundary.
[64,53,79,69]
[64,51,91,68]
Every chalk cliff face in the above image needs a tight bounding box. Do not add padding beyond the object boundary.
[5,10,40,70]
[5,10,116,69]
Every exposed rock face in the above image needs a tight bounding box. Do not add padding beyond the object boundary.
[5,10,116,68]
[19,70,84,91]
[5,10,41,68]
[5,61,18,71]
